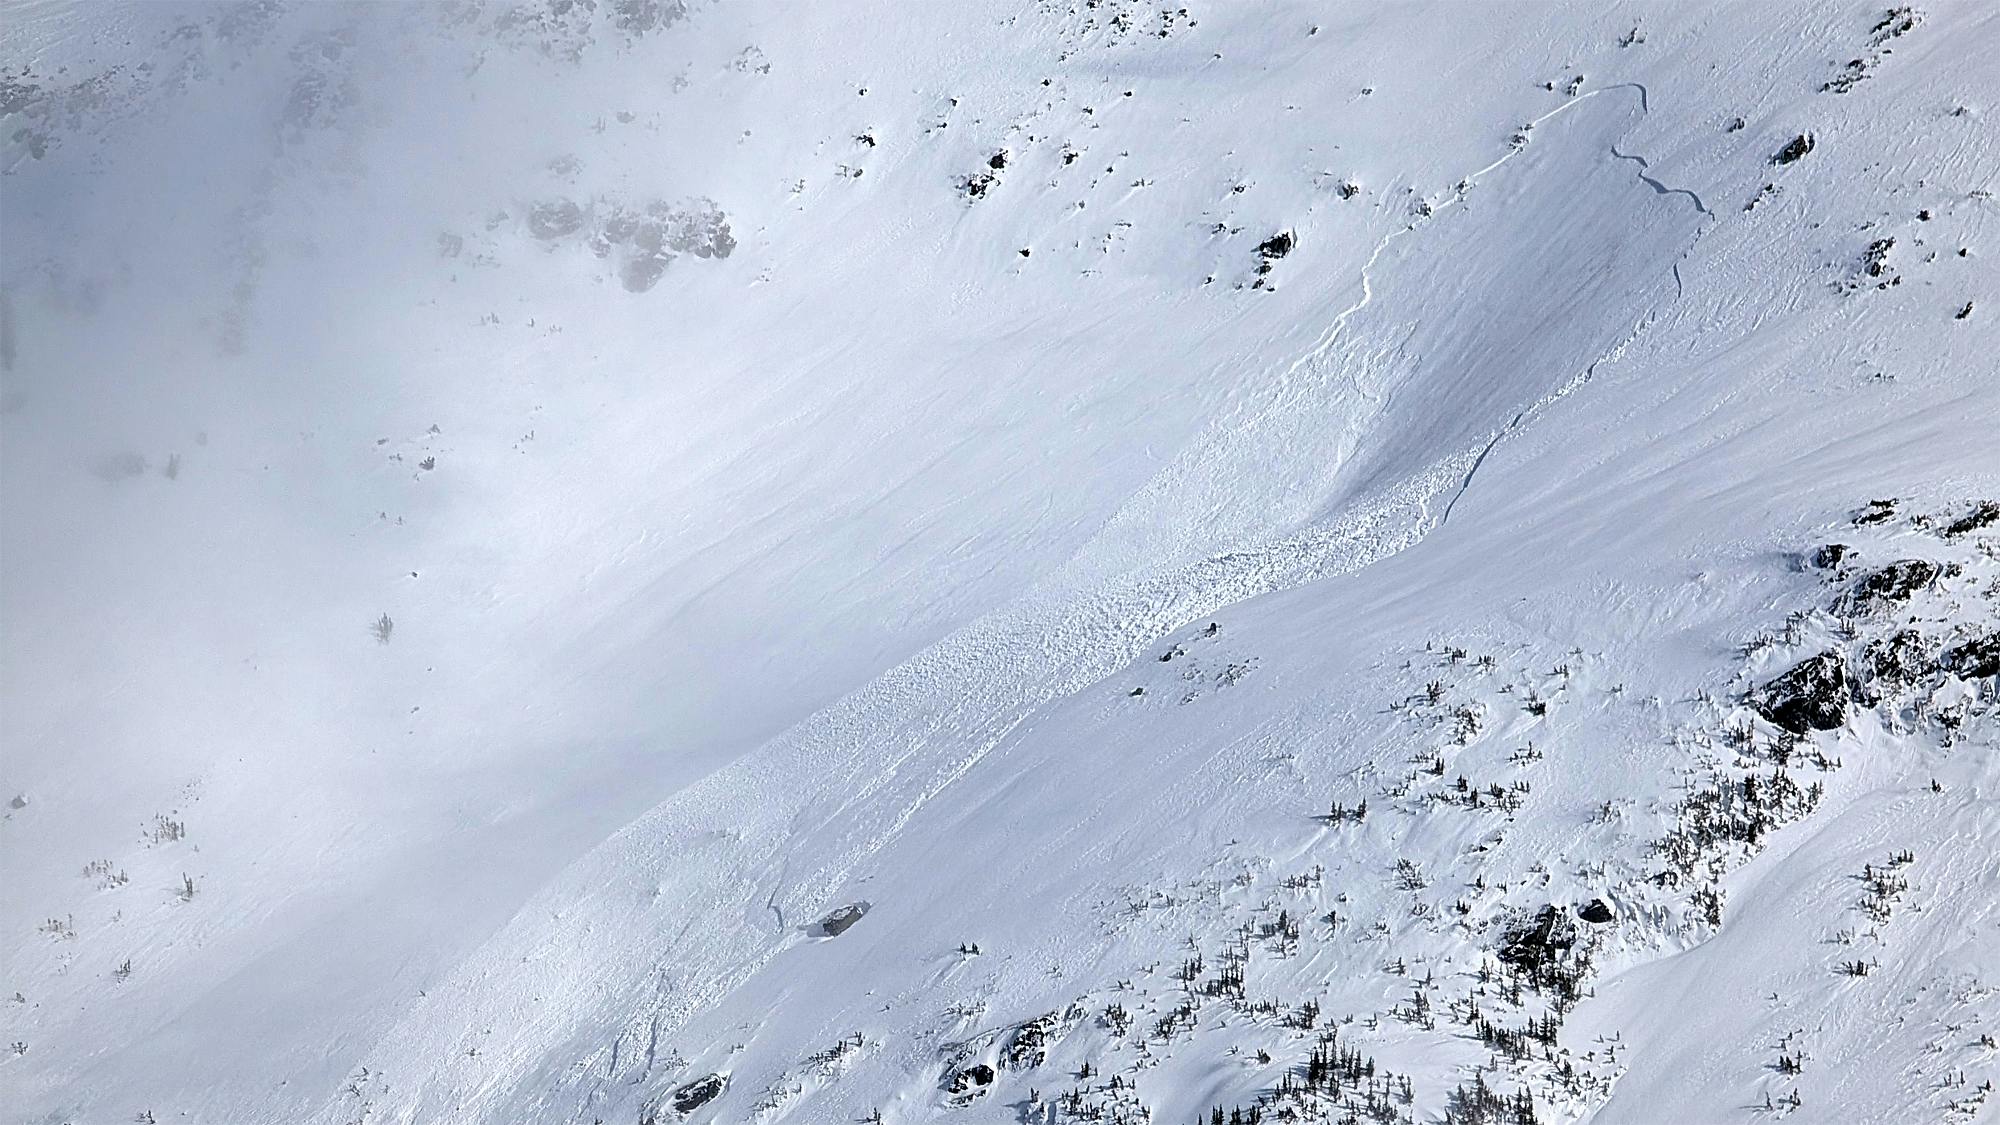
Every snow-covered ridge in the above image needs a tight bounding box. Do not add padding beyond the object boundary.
[2,2,1996,1123]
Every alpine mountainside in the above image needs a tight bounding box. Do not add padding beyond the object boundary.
[1,3,1997,1124]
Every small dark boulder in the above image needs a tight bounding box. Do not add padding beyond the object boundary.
[1942,633,2000,680]
[1811,543,1849,570]
[1752,652,1849,734]
[1577,899,1614,924]
[814,902,870,937]
[670,1073,727,1115]
[1773,133,1815,165]
[1253,231,1296,283]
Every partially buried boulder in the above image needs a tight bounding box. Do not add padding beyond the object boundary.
[1499,905,1576,973]
[814,902,870,937]
[1256,231,1295,260]
[1838,559,1941,615]
[948,1063,996,1099]
[1943,501,2000,538]
[1773,133,1815,165]
[669,1073,726,1115]
[1753,652,1849,734]
[526,199,586,240]
[1577,899,1614,924]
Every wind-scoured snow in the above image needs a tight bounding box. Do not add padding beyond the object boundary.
[2,3,1997,1124]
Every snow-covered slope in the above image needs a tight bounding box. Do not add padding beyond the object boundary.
[2,2,1997,1123]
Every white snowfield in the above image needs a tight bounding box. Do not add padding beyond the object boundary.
[2,2,1997,1123]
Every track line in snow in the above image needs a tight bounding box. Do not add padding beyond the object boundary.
[1432,82,1720,525]
[1609,141,1714,217]
[1214,78,1715,511]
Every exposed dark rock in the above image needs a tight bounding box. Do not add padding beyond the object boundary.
[1864,629,1935,690]
[527,199,586,240]
[622,255,670,293]
[1942,634,2000,679]
[670,1073,726,1115]
[1823,58,1871,94]
[1256,231,1295,260]
[1003,1007,1078,1070]
[1498,905,1576,973]
[1253,231,1296,284]
[814,901,869,937]
[1854,498,1898,525]
[609,0,690,36]
[588,200,734,291]
[1577,899,1614,924]
[676,216,735,260]
[947,1063,996,1096]
[1943,500,2000,538]
[1871,6,1918,38]
[1839,559,1941,614]
[1862,237,1895,278]
[1753,652,1849,734]
[1773,133,1815,165]
[1812,543,1850,569]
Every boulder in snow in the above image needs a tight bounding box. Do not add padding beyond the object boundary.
[1838,559,1941,615]
[1752,652,1849,734]
[1499,905,1577,972]
[814,901,870,937]
[669,1073,726,1115]
[947,1062,995,1099]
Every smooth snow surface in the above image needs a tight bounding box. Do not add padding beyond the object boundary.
[2,2,1998,1124]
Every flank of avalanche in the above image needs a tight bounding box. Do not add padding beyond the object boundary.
[2,3,1998,1125]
